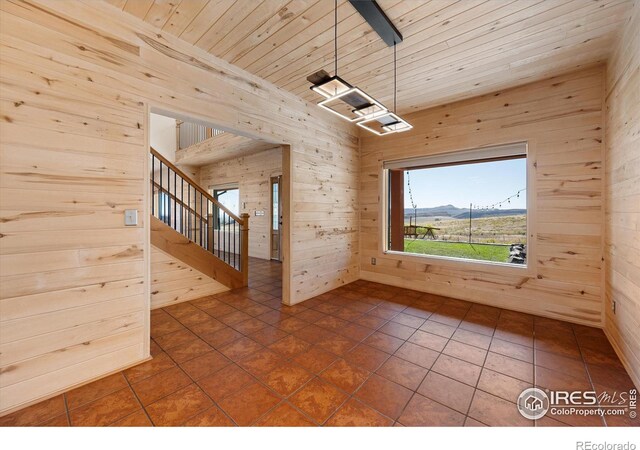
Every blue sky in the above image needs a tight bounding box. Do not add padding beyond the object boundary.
[404,158,527,210]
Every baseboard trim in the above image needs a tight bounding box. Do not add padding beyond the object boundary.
[0,355,152,418]
[603,328,640,390]
[358,272,604,329]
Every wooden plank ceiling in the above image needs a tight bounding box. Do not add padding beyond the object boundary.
[176,131,280,166]
[105,0,633,114]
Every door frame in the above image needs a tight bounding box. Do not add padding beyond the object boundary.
[270,175,282,261]
[281,145,292,305]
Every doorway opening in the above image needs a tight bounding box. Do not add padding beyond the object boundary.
[147,108,291,304]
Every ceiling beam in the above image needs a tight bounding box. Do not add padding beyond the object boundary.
[348,0,403,46]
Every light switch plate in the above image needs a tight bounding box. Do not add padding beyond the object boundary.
[124,209,138,226]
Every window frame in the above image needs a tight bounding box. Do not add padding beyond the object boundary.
[381,142,536,275]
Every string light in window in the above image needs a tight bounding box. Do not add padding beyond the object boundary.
[476,188,526,210]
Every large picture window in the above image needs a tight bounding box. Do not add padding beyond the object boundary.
[385,143,528,267]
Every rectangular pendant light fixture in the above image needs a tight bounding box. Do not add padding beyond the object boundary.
[307,1,411,136]
[356,112,413,136]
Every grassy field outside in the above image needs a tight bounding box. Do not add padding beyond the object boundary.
[403,239,511,262]
[410,214,526,244]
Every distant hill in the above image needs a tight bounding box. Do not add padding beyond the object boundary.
[404,204,463,217]
[453,208,526,219]
[404,204,525,220]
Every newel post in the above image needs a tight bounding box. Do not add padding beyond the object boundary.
[241,213,250,286]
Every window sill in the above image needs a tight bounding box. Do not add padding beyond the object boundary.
[383,249,533,277]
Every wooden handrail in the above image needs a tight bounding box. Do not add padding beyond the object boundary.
[150,147,244,224]
[152,181,208,224]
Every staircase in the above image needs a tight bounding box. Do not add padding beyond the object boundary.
[150,147,249,289]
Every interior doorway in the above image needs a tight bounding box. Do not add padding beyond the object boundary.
[270,175,282,261]
[149,108,291,304]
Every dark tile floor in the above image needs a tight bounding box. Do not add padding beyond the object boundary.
[1,258,636,427]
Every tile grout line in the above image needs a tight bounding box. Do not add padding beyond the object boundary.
[230,360,298,426]
[122,369,155,427]
[364,299,501,424]
[570,323,607,427]
[463,307,503,427]
[399,305,495,426]
[254,339,373,426]
[62,374,155,427]
[331,363,390,425]
[154,323,239,426]
[62,393,72,427]
[151,314,237,426]
[387,307,438,427]
[533,316,540,428]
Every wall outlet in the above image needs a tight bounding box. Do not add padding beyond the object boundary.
[124,209,138,226]
[612,301,616,314]
[371,257,376,266]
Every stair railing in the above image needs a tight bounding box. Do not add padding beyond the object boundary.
[150,147,248,284]
[176,121,225,150]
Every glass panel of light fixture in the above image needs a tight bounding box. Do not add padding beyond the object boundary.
[356,112,412,136]
[311,77,352,99]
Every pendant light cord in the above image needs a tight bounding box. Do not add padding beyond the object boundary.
[334,0,338,75]
[393,42,397,113]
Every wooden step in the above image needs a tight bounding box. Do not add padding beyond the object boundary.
[150,216,245,290]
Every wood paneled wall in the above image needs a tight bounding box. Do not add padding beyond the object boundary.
[150,246,227,309]
[199,147,282,261]
[0,21,149,415]
[604,0,640,388]
[0,0,358,415]
[360,66,606,327]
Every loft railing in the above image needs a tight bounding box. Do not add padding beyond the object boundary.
[150,147,248,281]
[176,121,224,150]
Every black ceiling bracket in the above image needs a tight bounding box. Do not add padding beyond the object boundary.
[348,0,403,47]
